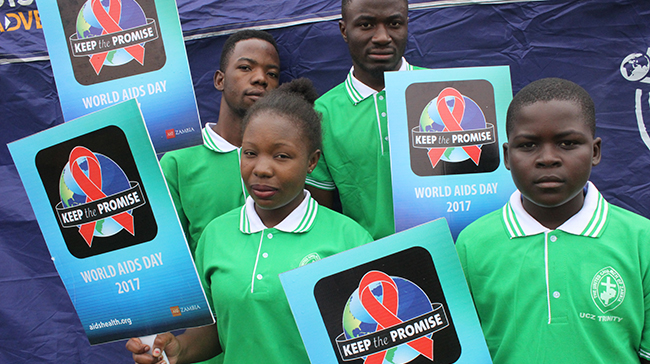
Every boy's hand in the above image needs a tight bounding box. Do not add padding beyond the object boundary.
[126,333,181,364]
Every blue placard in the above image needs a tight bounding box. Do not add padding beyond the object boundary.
[280,219,492,364]
[385,66,516,239]
[8,99,213,344]
[36,0,202,153]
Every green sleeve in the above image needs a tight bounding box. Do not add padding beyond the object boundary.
[639,223,650,360]
[455,230,473,295]
[306,100,335,190]
[160,153,191,245]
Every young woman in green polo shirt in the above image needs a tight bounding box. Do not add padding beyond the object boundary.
[126,79,372,364]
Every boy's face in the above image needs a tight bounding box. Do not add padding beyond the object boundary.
[339,0,408,80]
[504,99,601,211]
[214,38,280,118]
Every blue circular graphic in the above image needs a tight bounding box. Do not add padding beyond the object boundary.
[59,153,130,237]
[342,277,433,364]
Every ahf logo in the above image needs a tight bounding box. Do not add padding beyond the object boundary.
[591,267,626,313]
[620,48,650,151]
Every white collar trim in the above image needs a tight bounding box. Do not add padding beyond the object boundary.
[240,190,319,234]
[348,58,410,102]
[202,123,238,153]
[505,181,608,238]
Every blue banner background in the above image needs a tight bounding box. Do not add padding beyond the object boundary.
[2,0,650,362]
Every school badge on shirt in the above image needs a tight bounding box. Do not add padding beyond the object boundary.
[591,266,626,313]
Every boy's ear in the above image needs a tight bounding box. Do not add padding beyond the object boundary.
[214,70,225,91]
[503,142,511,170]
[307,149,321,174]
[339,20,348,43]
[592,137,602,166]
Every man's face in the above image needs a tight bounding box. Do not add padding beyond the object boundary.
[504,100,601,211]
[215,38,280,118]
[339,0,408,81]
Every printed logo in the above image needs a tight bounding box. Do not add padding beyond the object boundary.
[315,247,461,364]
[55,145,145,247]
[0,1,42,33]
[165,127,196,140]
[299,252,321,267]
[591,266,626,313]
[406,81,499,176]
[170,306,181,317]
[36,125,157,258]
[621,50,650,83]
[57,0,166,85]
[336,271,448,362]
[620,48,650,152]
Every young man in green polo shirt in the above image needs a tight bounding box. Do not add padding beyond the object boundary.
[160,30,280,256]
[456,78,650,364]
[306,0,423,240]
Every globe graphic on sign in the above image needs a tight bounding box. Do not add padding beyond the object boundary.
[75,0,147,67]
[420,95,487,163]
[620,53,650,81]
[342,277,433,364]
[59,153,131,237]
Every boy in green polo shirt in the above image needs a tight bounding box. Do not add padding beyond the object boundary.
[456,78,650,364]
[161,30,280,256]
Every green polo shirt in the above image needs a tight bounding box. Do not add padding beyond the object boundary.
[195,192,372,364]
[456,182,650,364]
[306,59,423,240]
[160,124,247,256]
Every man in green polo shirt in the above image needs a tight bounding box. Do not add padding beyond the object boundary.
[306,0,422,239]
[161,30,280,256]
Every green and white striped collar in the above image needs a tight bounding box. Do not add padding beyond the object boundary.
[345,58,413,105]
[239,190,319,234]
[202,123,238,153]
[502,181,609,239]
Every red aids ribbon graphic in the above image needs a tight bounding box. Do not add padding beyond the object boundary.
[89,0,145,74]
[69,146,134,246]
[359,271,434,363]
[427,87,482,168]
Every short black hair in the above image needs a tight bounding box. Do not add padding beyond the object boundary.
[242,78,322,153]
[220,30,278,70]
[506,78,596,137]
[342,0,409,19]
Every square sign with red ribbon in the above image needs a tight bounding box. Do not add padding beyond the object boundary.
[37,0,202,154]
[385,66,517,239]
[9,100,213,345]
[280,218,492,364]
